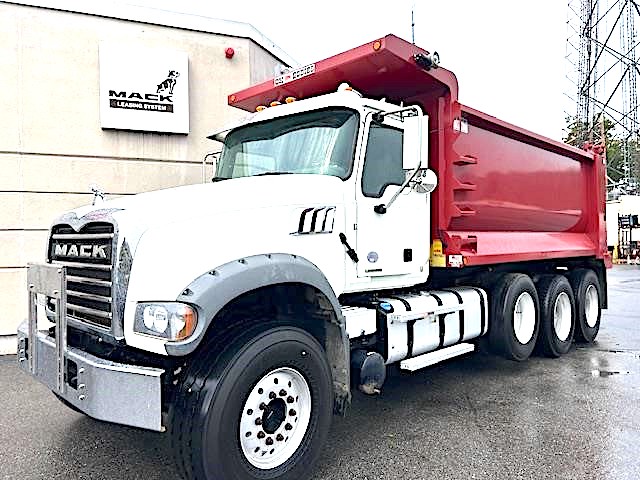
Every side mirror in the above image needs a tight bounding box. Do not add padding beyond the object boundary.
[402,114,423,170]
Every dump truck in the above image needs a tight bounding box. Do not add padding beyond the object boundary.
[18,35,610,480]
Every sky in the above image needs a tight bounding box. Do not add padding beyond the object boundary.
[124,0,570,141]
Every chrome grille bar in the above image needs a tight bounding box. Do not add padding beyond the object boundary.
[66,275,112,287]
[66,303,112,320]
[51,233,114,240]
[67,290,112,303]
[51,260,111,271]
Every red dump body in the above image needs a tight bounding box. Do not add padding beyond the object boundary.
[229,35,610,268]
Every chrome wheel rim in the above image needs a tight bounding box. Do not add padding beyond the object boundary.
[553,292,572,342]
[585,284,599,328]
[513,292,536,344]
[239,367,311,469]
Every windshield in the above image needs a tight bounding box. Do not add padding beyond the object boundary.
[216,108,359,180]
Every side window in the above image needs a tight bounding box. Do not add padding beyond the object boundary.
[361,124,405,198]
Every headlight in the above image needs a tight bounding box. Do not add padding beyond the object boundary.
[134,303,197,341]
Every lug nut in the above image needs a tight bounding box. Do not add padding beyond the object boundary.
[265,437,274,446]
[247,409,253,415]
[287,396,294,404]
[269,392,276,399]
[289,409,296,417]
[257,431,265,439]
[255,418,262,425]
[279,389,287,396]
[259,402,266,410]
[285,423,293,431]
[276,434,284,441]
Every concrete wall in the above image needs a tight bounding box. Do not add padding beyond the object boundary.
[0,3,284,335]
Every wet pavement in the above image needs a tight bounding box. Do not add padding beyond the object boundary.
[1,265,639,480]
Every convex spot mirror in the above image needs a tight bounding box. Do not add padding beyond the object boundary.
[413,168,438,194]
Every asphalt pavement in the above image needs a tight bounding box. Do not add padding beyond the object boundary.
[1,265,639,480]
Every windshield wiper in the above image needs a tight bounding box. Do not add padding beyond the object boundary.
[211,176,229,182]
[253,172,295,177]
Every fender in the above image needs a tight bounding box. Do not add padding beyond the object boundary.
[167,253,350,412]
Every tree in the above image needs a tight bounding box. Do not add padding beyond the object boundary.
[564,115,625,184]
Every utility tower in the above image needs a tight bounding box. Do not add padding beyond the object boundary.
[566,0,640,195]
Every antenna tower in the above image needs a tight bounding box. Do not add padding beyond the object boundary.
[566,0,640,195]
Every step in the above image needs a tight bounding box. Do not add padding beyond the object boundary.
[399,343,475,371]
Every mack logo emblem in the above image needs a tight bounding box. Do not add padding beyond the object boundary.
[54,244,108,259]
[108,71,180,113]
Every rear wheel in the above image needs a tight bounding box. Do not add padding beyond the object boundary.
[534,275,575,357]
[171,326,333,480]
[568,269,602,343]
[488,274,540,361]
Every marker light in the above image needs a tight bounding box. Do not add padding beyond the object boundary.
[285,97,297,103]
[135,302,197,341]
[373,40,382,51]
[256,105,267,111]
[270,101,282,107]
[338,82,363,97]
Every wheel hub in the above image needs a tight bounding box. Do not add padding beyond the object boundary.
[513,292,536,344]
[585,284,599,328]
[553,292,572,342]
[239,367,311,469]
[262,398,286,434]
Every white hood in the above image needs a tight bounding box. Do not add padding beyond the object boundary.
[64,174,351,355]
[74,173,348,294]
[74,174,343,229]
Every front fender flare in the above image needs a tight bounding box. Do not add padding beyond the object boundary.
[166,253,351,413]
[166,253,344,356]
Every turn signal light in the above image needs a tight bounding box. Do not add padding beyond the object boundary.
[256,105,267,111]
[285,97,297,103]
[270,101,282,107]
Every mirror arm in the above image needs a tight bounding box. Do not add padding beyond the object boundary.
[374,106,421,121]
[374,164,422,214]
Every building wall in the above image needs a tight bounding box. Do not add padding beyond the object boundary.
[0,3,285,335]
[606,195,640,249]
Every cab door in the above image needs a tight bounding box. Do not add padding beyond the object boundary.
[355,115,430,278]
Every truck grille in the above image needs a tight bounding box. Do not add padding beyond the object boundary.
[48,222,115,329]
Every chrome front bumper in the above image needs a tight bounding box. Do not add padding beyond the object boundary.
[17,263,165,431]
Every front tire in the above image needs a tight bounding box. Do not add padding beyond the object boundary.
[488,274,540,361]
[171,326,333,480]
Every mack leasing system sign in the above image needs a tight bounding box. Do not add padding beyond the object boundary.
[99,43,189,134]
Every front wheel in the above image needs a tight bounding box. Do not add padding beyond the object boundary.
[171,326,333,480]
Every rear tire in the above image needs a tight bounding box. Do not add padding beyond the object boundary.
[170,326,333,480]
[568,269,602,343]
[534,275,575,357]
[488,274,540,361]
